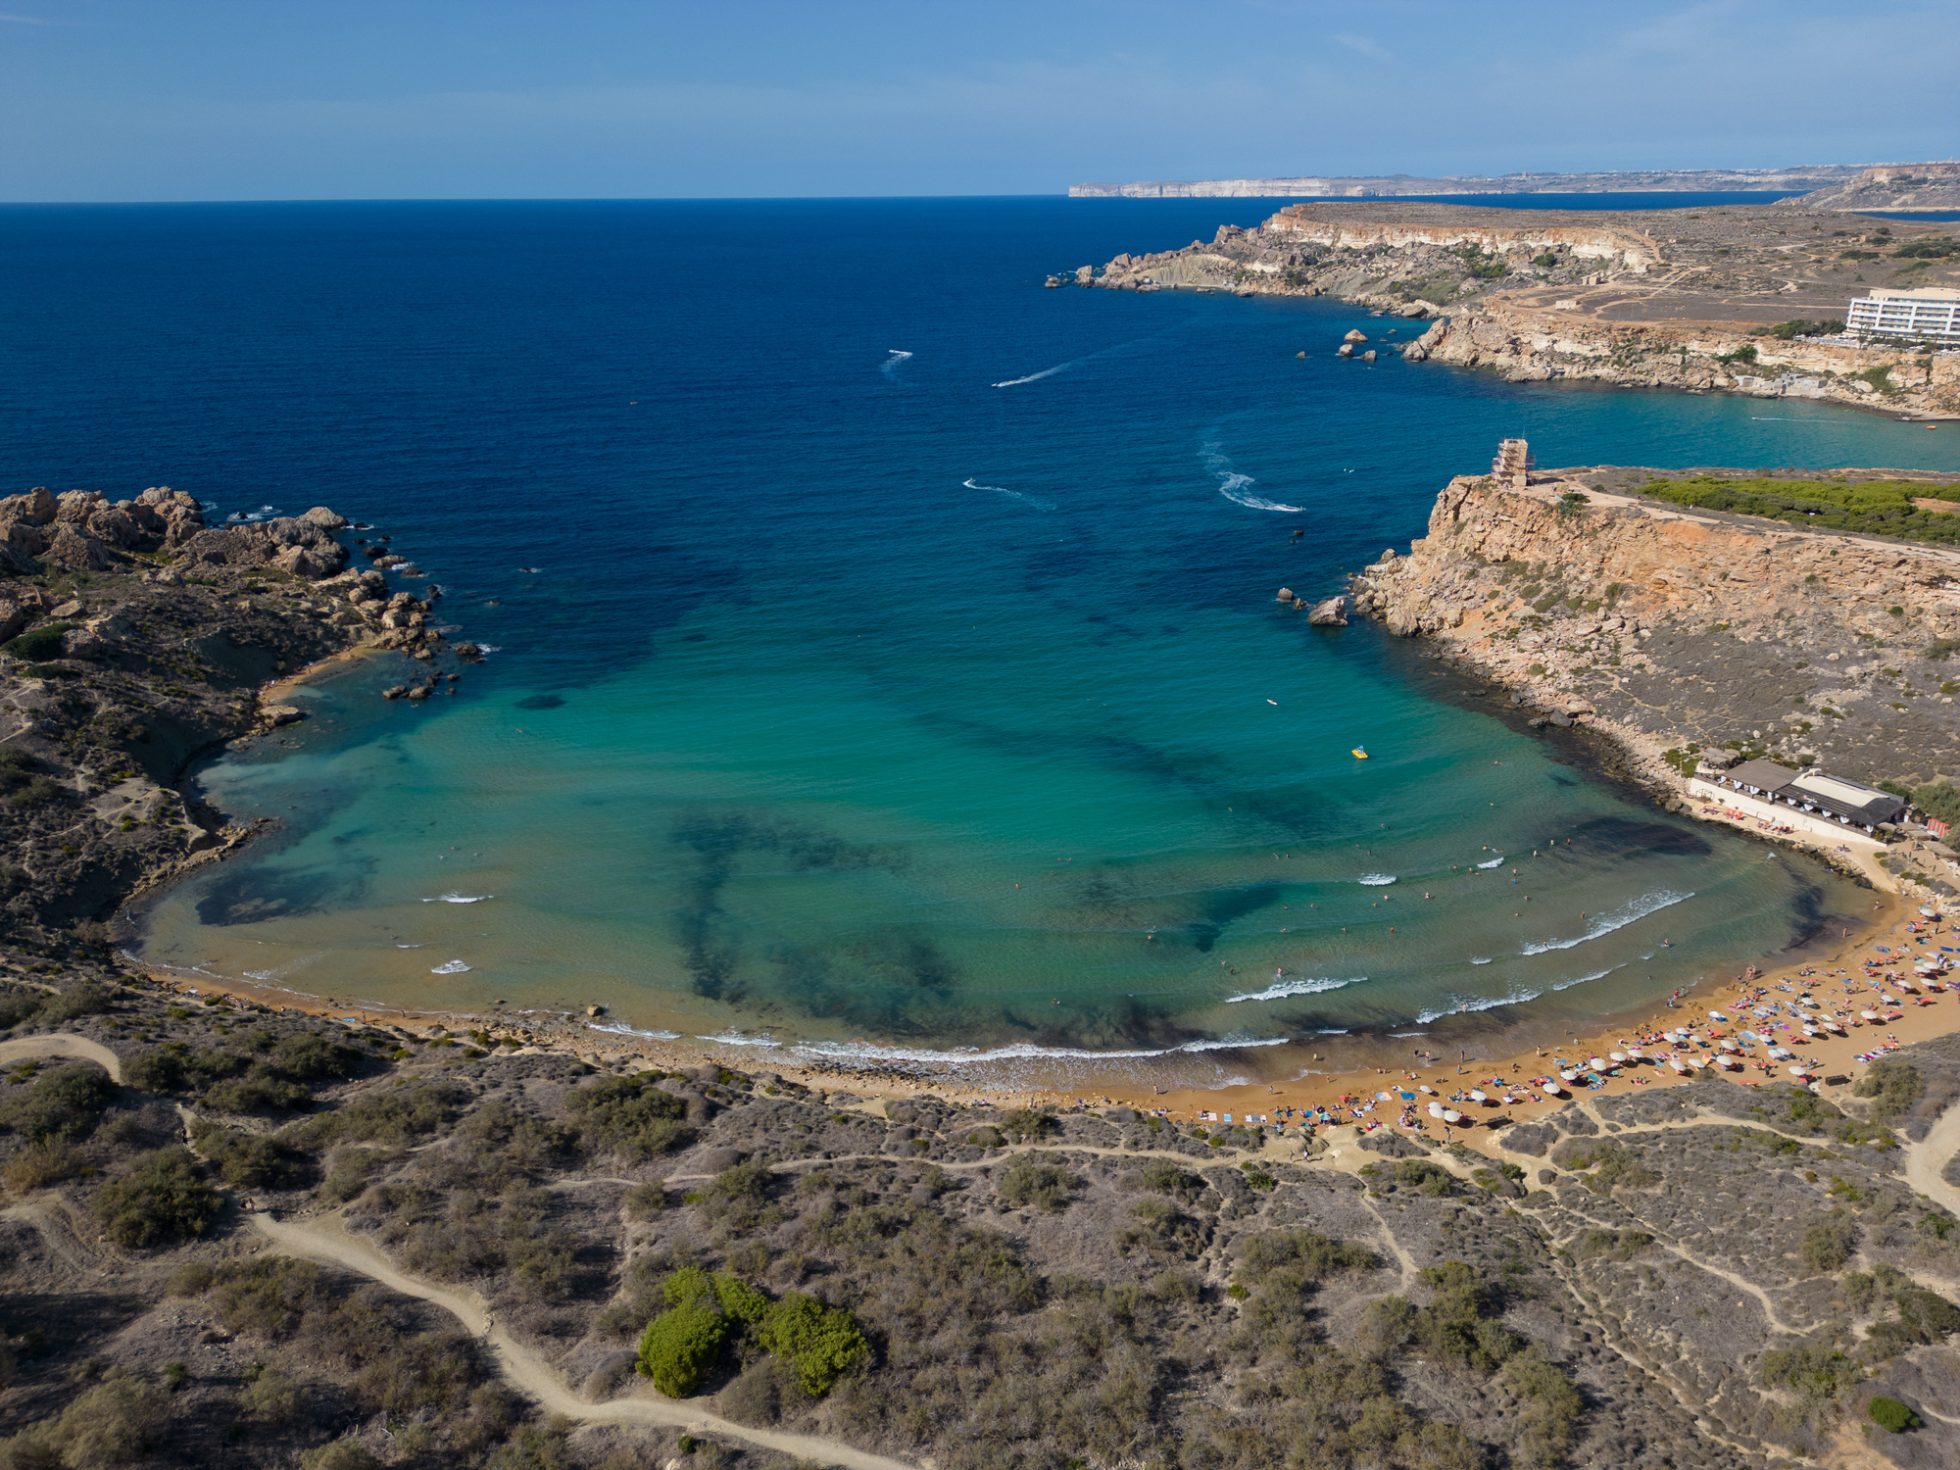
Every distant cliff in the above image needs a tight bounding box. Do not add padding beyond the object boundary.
[1348,468,1960,789]
[1074,201,1960,419]
[1781,161,1960,212]
[1068,165,1860,199]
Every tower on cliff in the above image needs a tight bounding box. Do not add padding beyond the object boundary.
[1493,438,1533,490]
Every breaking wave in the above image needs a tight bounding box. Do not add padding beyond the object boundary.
[423,892,493,904]
[1552,964,1622,992]
[1470,956,1493,965]
[1358,873,1397,887]
[430,959,472,975]
[1225,975,1366,1004]
[1521,889,1691,955]
[699,1033,1290,1065]
[588,1020,682,1041]
[1416,986,1541,1025]
[1477,855,1506,870]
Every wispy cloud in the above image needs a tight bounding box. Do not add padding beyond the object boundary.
[1330,31,1389,61]
[0,10,50,23]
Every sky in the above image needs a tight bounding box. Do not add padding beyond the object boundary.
[0,0,1954,201]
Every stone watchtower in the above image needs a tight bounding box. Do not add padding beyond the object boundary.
[1493,438,1533,490]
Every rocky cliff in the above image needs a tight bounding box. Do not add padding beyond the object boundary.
[1067,164,1860,199]
[1081,202,1960,419]
[1347,469,1960,791]
[0,485,457,949]
[1783,160,1960,213]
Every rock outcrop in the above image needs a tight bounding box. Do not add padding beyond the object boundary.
[0,486,458,949]
[1349,468,1960,788]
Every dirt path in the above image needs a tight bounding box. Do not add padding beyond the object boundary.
[1904,1098,1960,1219]
[249,1212,922,1470]
[0,1032,123,1083]
[661,1138,1271,1186]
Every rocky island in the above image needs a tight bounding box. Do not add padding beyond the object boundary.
[1078,198,1960,418]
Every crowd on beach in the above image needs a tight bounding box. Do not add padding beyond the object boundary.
[1177,902,1953,1148]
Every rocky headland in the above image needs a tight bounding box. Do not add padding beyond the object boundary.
[1783,161,1960,214]
[1343,462,1960,871]
[1068,163,1862,199]
[1076,200,1960,419]
[0,485,456,951]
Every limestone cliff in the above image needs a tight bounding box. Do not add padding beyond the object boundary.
[1783,160,1960,213]
[1348,469,1960,790]
[1082,201,1960,419]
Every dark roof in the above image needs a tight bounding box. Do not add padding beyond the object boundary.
[1724,759,1798,792]
[1780,772,1907,828]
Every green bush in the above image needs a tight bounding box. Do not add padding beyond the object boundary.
[756,1292,871,1398]
[636,1301,728,1397]
[1,623,72,661]
[0,1368,171,1469]
[1868,1394,1921,1432]
[91,1146,222,1247]
[1639,476,1960,547]
[1799,1214,1860,1273]
[0,1062,112,1144]
[566,1071,693,1159]
[996,1155,1077,1212]
[1854,1060,1923,1123]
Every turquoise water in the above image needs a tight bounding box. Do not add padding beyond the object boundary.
[3,198,1957,1084]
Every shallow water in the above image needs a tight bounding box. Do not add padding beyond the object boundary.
[3,197,1957,1084]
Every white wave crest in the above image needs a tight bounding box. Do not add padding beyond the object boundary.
[1552,964,1622,992]
[422,892,493,904]
[1469,956,1493,965]
[430,959,472,975]
[1358,873,1397,886]
[588,1020,682,1041]
[992,360,1072,388]
[1477,855,1505,870]
[1520,889,1691,956]
[706,1034,1290,1067]
[1415,986,1542,1025]
[1226,975,1365,1004]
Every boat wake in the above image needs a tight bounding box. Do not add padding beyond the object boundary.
[992,360,1073,388]
[1202,440,1304,513]
[881,348,913,377]
[1226,975,1365,1004]
[962,477,1056,511]
[1521,889,1690,955]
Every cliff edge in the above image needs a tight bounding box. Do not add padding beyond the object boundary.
[1348,466,1960,794]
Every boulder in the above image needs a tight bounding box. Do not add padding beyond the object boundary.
[297,506,348,531]
[262,704,307,727]
[1337,343,1354,358]
[1343,329,1369,343]
[1307,595,1349,627]
[42,522,109,572]
[1275,587,1296,603]
[1362,350,1377,363]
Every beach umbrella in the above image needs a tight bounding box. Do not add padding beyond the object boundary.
[1687,1056,1707,1070]
[1668,1058,1689,1074]
[1541,1080,1563,1095]
[1427,1101,1445,1119]
[1609,1050,1627,1064]
[1786,1063,1810,1077]
[1469,1089,1488,1104]
[1861,1009,1881,1022]
[1587,1056,1606,1071]
[1720,1038,1740,1052]
[1709,1009,1729,1022]
[1442,1109,1464,1125]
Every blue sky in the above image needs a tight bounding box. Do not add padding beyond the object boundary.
[0,0,1954,200]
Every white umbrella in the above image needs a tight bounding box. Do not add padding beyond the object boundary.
[1541,1080,1563,1095]
[1609,1051,1628,1064]
[1427,1101,1445,1119]
[1442,1109,1464,1125]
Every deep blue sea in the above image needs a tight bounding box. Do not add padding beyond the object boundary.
[5,195,1958,1086]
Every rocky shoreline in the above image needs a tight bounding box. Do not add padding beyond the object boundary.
[0,484,465,953]
[1333,462,1960,896]
[1071,199,1960,420]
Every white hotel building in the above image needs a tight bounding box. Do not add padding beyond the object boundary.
[1845,287,1960,345]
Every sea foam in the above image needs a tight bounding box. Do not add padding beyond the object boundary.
[1521,889,1691,955]
[430,959,472,975]
[423,892,493,904]
[1225,975,1365,1004]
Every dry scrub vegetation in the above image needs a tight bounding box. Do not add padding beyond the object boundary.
[1,971,1959,1468]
